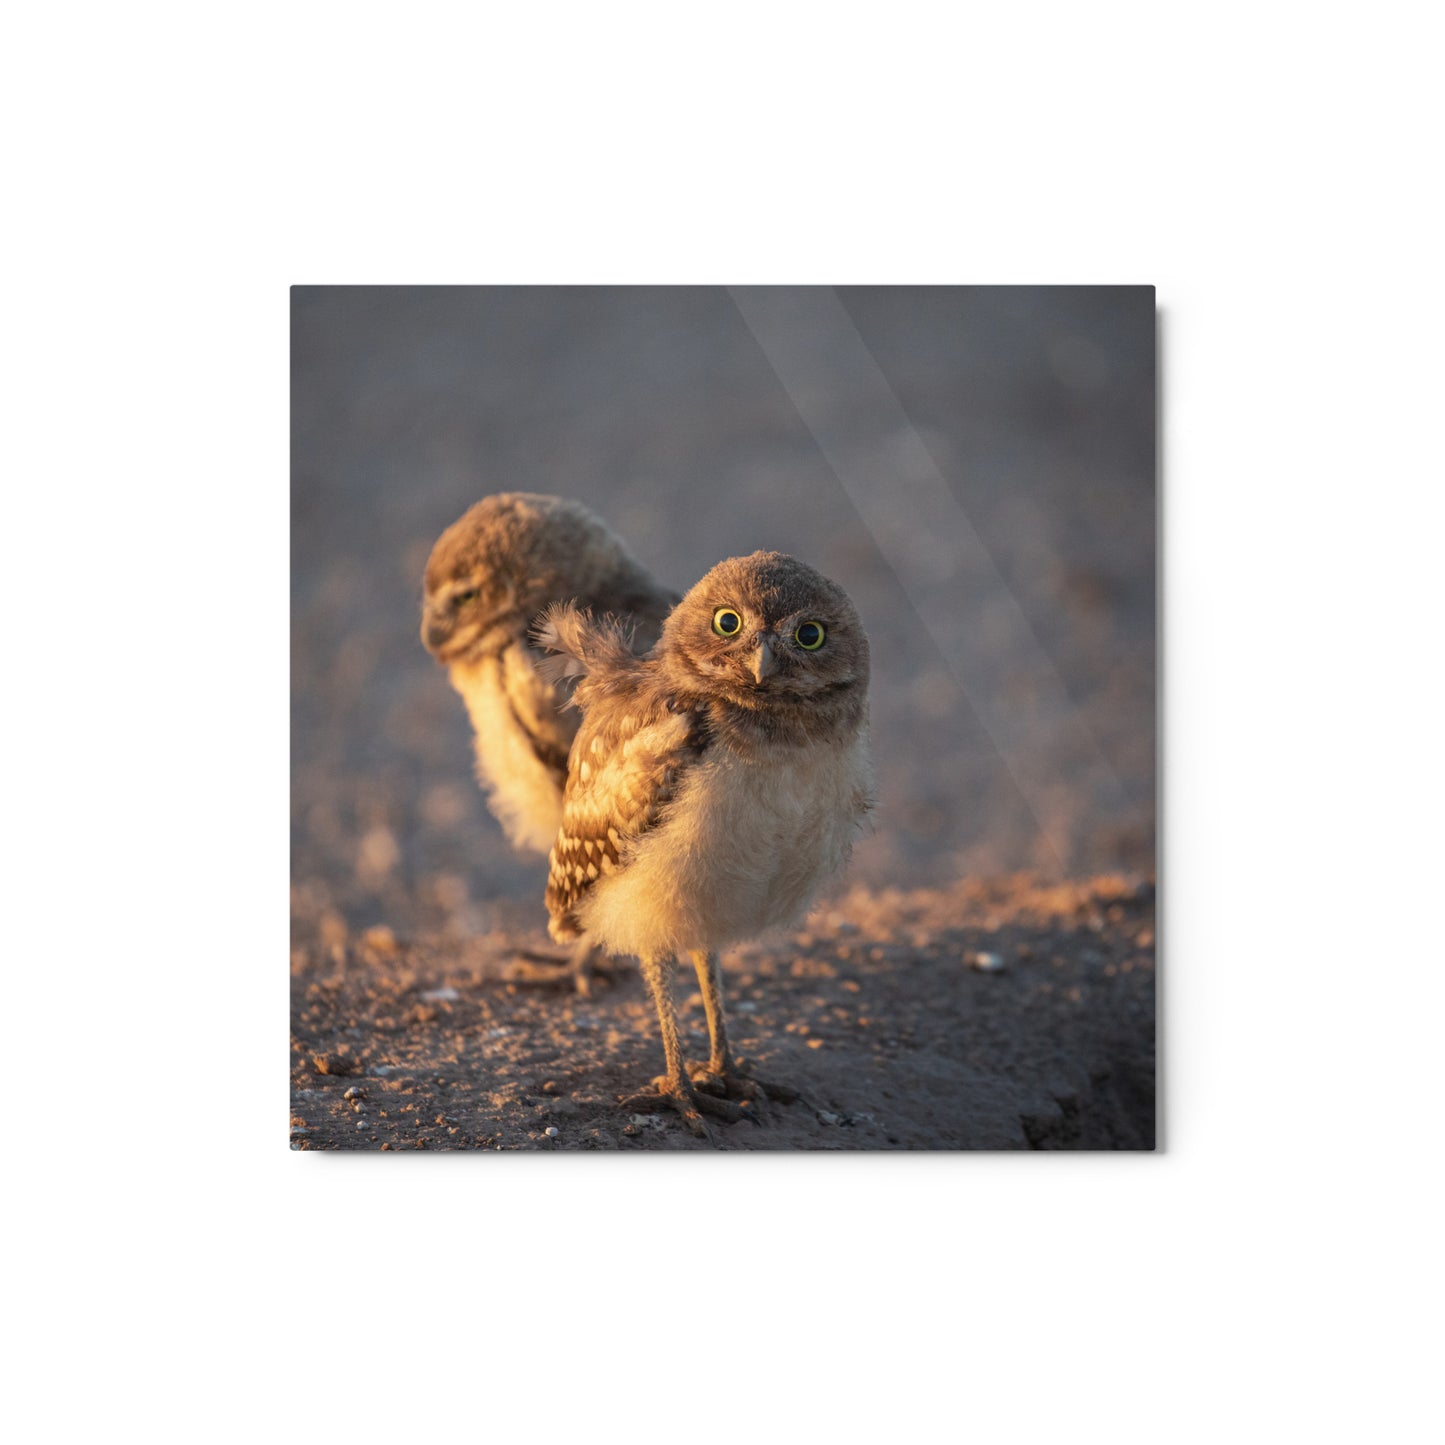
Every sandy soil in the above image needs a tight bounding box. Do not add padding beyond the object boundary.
[290,873,1155,1151]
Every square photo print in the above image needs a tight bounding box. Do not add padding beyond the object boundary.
[290,284,1156,1150]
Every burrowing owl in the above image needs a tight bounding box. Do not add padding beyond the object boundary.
[420,492,677,986]
[538,550,874,1135]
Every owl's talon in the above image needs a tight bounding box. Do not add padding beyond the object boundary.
[621,1071,751,1131]
[688,1060,801,1109]
[691,1090,748,1124]
[731,1055,804,1105]
[620,1082,710,1137]
[688,1065,727,1096]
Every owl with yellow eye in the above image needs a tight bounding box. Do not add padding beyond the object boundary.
[710,601,827,663]
[537,550,874,1135]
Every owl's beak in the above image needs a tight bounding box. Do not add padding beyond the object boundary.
[422,609,452,654]
[747,635,779,684]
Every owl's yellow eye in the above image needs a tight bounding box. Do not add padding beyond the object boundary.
[794,620,826,650]
[713,607,743,637]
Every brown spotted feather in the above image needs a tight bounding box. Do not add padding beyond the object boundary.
[545,682,709,940]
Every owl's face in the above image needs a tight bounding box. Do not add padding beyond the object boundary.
[421,493,607,664]
[661,551,870,710]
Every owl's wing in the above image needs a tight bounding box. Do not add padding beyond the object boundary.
[500,642,577,787]
[543,685,706,943]
[506,576,679,789]
[582,576,681,656]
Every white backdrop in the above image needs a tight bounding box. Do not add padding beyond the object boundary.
[6,5,1440,1443]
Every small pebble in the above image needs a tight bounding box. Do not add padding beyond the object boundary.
[541,1080,560,1094]
[817,1111,841,1126]
[966,950,1006,972]
[420,986,461,1003]
[343,1086,367,1102]
[806,1038,824,1049]
[544,1126,559,1139]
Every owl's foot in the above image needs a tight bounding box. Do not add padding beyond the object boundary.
[690,1058,804,1107]
[622,1075,755,1137]
[687,1064,760,1103]
[500,943,612,996]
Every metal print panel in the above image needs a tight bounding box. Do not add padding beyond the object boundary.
[290,285,1156,1151]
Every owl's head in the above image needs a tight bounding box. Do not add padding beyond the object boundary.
[421,493,660,665]
[660,551,870,715]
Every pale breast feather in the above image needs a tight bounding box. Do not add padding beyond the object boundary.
[450,648,574,856]
[545,701,705,940]
[499,641,574,785]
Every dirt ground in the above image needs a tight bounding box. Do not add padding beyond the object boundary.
[291,873,1155,1151]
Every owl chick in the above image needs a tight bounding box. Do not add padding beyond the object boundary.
[420,492,678,988]
[538,550,874,1135]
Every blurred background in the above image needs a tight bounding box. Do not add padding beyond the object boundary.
[291,286,1155,943]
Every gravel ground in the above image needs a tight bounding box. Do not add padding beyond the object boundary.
[291,874,1155,1151]
[290,286,1156,1150]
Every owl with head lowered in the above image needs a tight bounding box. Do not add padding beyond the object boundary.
[538,550,874,1135]
[420,492,677,987]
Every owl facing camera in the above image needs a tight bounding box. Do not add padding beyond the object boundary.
[422,496,873,1135]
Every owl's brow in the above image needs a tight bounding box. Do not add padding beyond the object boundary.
[445,574,496,599]
[715,600,829,625]
[429,568,474,593]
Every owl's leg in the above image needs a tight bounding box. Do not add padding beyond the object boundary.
[622,954,747,1136]
[686,949,741,1091]
[686,948,803,1107]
